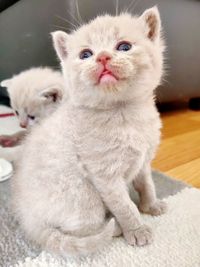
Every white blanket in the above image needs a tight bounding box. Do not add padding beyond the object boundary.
[14,188,200,267]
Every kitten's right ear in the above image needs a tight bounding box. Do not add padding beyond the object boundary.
[139,6,161,42]
[1,79,12,88]
[39,86,63,103]
[51,31,69,61]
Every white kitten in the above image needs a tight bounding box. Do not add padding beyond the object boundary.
[13,7,167,257]
[0,67,64,161]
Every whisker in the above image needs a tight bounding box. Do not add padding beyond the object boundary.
[115,0,119,16]
[51,24,72,32]
[162,77,172,86]
[75,0,84,24]
[129,0,140,14]
[123,0,135,13]
[66,8,82,26]
[55,14,78,29]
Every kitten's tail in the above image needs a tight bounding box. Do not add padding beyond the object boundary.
[40,218,118,257]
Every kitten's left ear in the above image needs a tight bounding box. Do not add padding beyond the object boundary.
[1,79,12,88]
[139,6,161,41]
[51,31,69,61]
[40,87,63,103]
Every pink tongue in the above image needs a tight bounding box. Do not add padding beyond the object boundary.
[100,74,117,84]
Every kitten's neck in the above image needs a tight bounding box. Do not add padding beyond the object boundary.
[76,100,130,112]
[71,94,155,112]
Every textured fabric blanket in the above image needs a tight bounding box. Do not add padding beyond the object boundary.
[14,188,200,267]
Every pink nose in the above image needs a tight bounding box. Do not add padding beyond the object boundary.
[96,53,111,65]
[20,122,27,128]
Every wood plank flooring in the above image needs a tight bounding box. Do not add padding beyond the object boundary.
[152,107,200,188]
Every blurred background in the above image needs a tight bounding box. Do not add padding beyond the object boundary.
[0,0,200,106]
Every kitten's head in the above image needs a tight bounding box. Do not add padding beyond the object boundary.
[1,67,64,128]
[52,6,164,108]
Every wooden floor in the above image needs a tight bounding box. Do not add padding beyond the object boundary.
[152,106,200,188]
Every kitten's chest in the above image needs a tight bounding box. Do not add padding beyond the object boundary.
[76,109,149,164]
[71,104,160,177]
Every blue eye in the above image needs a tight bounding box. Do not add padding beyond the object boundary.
[116,42,132,52]
[79,49,93,60]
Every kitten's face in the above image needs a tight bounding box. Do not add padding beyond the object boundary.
[1,68,64,128]
[53,7,164,108]
[10,89,63,129]
[11,96,50,128]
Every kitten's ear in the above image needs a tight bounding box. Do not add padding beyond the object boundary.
[139,6,161,41]
[51,31,69,61]
[1,79,12,88]
[39,86,63,103]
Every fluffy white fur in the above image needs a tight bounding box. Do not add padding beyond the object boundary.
[0,67,64,160]
[13,7,167,257]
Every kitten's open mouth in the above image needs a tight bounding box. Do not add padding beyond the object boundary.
[98,69,118,84]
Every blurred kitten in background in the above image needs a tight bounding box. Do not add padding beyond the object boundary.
[0,67,64,148]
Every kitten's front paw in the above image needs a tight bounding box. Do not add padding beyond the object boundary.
[139,200,167,216]
[124,224,153,246]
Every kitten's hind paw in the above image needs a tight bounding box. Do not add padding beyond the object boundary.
[139,200,167,216]
[124,224,153,247]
